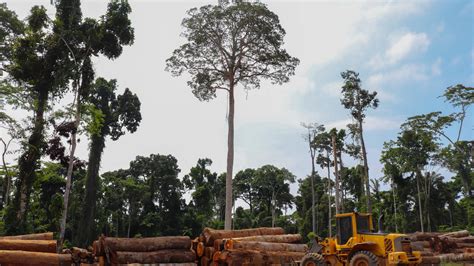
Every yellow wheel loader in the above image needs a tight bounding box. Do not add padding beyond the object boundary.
[300,212,421,266]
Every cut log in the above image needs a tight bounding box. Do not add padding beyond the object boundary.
[0,239,56,253]
[217,249,304,265]
[0,232,54,241]
[408,232,440,241]
[439,230,469,238]
[464,247,474,253]
[225,240,308,253]
[98,256,105,266]
[0,250,71,265]
[457,236,474,243]
[456,242,474,248]
[420,256,440,264]
[205,247,215,259]
[227,234,302,244]
[438,252,474,262]
[92,240,103,256]
[202,227,284,246]
[200,255,210,266]
[419,251,433,257]
[196,242,205,257]
[110,249,196,264]
[192,238,199,252]
[213,239,224,251]
[212,251,221,262]
[103,236,191,252]
[71,247,93,261]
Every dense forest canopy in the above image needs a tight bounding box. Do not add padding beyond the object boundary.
[0,0,472,249]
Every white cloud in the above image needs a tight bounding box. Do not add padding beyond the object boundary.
[367,63,430,88]
[369,32,431,69]
[368,57,444,89]
[363,1,427,21]
[386,32,430,65]
[319,81,343,98]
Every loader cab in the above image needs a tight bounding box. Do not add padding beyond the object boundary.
[336,212,374,245]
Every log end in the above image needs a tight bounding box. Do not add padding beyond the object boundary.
[197,242,205,258]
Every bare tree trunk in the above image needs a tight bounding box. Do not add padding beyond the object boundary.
[338,152,344,212]
[415,170,424,233]
[225,82,235,230]
[307,128,316,233]
[359,120,371,213]
[127,204,131,238]
[332,135,340,215]
[1,138,13,207]
[271,191,276,228]
[392,179,398,232]
[424,172,432,232]
[326,151,332,238]
[58,88,81,251]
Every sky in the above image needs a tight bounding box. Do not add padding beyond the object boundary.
[3,0,474,198]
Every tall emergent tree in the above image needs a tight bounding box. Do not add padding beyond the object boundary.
[339,70,379,213]
[3,3,78,233]
[78,77,141,247]
[301,123,324,234]
[166,2,299,229]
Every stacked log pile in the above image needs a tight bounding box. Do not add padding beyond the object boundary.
[409,230,474,265]
[93,236,196,265]
[70,247,95,265]
[193,227,306,266]
[0,232,72,265]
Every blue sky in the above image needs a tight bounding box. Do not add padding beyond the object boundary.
[3,0,473,198]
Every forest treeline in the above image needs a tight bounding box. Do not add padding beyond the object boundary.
[0,0,472,249]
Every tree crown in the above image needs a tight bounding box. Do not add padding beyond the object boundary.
[166,2,299,100]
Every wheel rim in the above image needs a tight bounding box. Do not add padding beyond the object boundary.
[353,257,369,266]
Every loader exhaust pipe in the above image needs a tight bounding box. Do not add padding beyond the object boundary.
[378,214,384,233]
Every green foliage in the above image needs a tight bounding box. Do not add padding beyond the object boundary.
[83,105,105,136]
[340,70,379,122]
[182,158,223,236]
[166,2,299,100]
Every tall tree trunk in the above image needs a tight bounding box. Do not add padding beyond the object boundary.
[310,148,316,233]
[424,172,432,232]
[358,120,371,213]
[1,138,12,207]
[271,191,276,228]
[58,89,81,250]
[224,82,235,230]
[415,170,424,233]
[338,152,344,212]
[326,151,332,238]
[392,179,398,232]
[332,135,340,214]
[77,132,106,247]
[7,86,48,234]
[127,203,132,238]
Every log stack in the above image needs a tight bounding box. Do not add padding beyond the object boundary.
[0,232,72,265]
[408,230,474,265]
[193,227,306,266]
[93,235,196,265]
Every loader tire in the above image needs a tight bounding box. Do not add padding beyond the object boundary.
[349,251,381,266]
[301,253,325,266]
